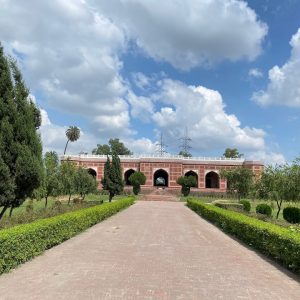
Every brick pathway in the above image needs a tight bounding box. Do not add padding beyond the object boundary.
[0,201,299,299]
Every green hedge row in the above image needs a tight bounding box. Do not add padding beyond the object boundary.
[0,197,134,274]
[187,198,300,274]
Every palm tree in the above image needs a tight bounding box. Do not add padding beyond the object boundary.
[64,126,80,155]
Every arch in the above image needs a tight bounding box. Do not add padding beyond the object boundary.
[205,171,219,188]
[153,169,169,187]
[87,168,97,178]
[124,169,136,185]
[184,170,198,188]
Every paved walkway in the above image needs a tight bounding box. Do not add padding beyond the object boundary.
[0,201,299,300]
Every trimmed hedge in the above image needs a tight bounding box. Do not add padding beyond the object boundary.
[256,203,272,217]
[187,198,300,274]
[0,197,134,274]
[239,200,251,212]
[283,207,300,224]
[214,202,244,211]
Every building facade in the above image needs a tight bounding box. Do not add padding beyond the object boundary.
[63,154,264,192]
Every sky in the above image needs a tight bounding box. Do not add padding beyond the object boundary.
[0,0,300,165]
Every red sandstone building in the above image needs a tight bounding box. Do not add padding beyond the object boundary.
[63,154,263,192]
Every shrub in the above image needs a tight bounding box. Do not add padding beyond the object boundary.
[239,200,251,212]
[283,207,300,224]
[187,198,300,274]
[0,197,134,274]
[256,203,272,217]
[214,202,243,211]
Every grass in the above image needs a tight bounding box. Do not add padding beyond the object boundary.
[188,195,300,226]
[0,193,123,230]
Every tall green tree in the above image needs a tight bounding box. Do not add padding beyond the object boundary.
[101,154,124,201]
[92,138,132,155]
[256,163,300,219]
[220,167,253,200]
[129,171,146,195]
[223,148,243,158]
[64,126,80,155]
[60,159,77,204]
[74,167,97,200]
[42,151,60,208]
[0,44,43,220]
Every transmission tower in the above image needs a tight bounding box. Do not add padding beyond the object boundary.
[179,127,192,156]
[156,132,168,156]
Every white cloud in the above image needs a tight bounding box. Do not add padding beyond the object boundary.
[94,0,267,70]
[247,151,286,166]
[149,79,266,153]
[0,0,132,137]
[249,68,263,78]
[253,28,300,106]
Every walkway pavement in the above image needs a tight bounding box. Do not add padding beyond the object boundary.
[0,201,299,299]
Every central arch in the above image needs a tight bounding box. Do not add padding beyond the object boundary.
[153,169,169,187]
[205,171,219,189]
[87,168,97,178]
[184,170,198,188]
[124,169,135,185]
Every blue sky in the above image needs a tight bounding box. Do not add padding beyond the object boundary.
[1,0,300,164]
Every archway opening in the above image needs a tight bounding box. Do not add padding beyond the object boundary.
[87,168,97,178]
[205,171,219,188]
[184,171,198,188]
[124,169,135,185]
[153,169,169,187]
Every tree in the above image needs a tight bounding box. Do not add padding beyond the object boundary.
[64,126,80,155]
[176,176,197,196]
[60,159,77,204]
[0,45,43,220]
[256,163,300,219]
[42,151,60,208]
[92,138,132,155]
[101,154,124,201]
[223,148,243,158]
[74,167,97,200]
[129,171,146,195]
[178,150,192,157]
[220,167,253,200]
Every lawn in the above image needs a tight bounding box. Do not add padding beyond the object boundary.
[0,193,121,230]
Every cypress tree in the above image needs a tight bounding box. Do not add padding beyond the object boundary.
[0,43,43,219]
[101,154,124,202]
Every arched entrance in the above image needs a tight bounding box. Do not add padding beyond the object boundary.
[184,170,198,188]
[205,171,219,188]
[87,168,97,178]
[124,169,135,185]
[153,169,169,187]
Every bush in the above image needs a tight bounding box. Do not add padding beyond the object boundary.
[256,203,272,217]
[0,196,134,274]
[187,198,300,274]
[283,207,300,224]
[214,202,244,211]
[239,200,251,212]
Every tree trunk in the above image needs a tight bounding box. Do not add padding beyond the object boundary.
[9,206,14,218]
[45,196,48,208]
[63,139,69,155]
[68,194,71,205]
[0,204,9,220]
[276,199,283,219]
[109,192,113,202]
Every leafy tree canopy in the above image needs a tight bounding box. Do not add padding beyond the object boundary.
[129,171,146,195]
[64,126,80,155]
[0,44,43,219]
[177,175,197,196]
[223,148,243,158]
[220,167,253,200]
[178,150,192,157]
[92,138,132,155]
